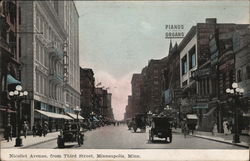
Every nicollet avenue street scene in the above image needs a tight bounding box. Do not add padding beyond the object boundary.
[0,0,249,153]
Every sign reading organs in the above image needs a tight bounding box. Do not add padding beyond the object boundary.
[165,24,185,39]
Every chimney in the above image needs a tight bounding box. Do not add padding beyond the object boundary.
[206,18,217,24]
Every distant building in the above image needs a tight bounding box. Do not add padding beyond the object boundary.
[80,68,95,117]
[131,74,143,114]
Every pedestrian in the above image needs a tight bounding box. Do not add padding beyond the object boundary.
[183,121,189,138]
[5,123,12,142]
[223,119,230,135]
[32,125,36,137]
[212,122,218,136]
[23,121,29,138]
[37,122,43,137]
[43,122,48,137]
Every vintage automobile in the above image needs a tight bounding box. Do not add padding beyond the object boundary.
[186,114,198,135]
[132,113,146,132]
[57,121,85,148]
[149,116,172,143]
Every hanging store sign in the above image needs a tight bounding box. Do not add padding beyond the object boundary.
[192,103,208,109]
[191,68,211,78]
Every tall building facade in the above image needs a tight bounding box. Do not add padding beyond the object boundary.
[131,74,143,114]
[80,68,95,117]
[20,1,80,128]
[0,0,20,138]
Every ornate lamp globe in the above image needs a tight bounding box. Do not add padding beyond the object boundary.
[232,82,238,89]
[16,85,22,91]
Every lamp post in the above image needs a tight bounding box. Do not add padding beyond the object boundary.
[9,85,28,147]
[226,82,244,143]
[74,106,81,122]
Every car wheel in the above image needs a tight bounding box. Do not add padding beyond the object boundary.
[57,137,65,148]
[133,126,137,132]
[151,134,154,142]
[169,135,172,143]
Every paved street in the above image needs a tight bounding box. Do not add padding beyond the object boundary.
[26,124,245,149]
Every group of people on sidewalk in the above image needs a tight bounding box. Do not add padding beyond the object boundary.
[4,121,29,142]
[179,118,233,138]
[4,120,51,142]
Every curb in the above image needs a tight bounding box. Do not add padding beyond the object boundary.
[193,135,249,149]
[21,137,58,149]
[173,130,249,149]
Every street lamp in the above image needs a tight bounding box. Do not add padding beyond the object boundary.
[9,85,28,147]
[226,82,244,143]
[74,106,81,121]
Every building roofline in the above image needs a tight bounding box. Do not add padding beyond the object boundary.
[73,1,79,17]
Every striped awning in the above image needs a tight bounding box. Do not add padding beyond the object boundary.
[35,109,72,120]
[193,103,208,109]
[186,114,198,119]
[66,112,84,120]
[7,74,21,84]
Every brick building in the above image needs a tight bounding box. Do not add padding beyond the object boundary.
[131,73,143,114]
[80,68,95,117]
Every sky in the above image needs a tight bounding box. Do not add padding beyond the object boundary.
[75,0,249,120]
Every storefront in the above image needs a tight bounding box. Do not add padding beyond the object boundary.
[35,109,72,131]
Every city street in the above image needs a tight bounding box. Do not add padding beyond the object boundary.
[26,125,245,149]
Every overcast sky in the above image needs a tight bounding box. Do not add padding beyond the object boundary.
[75,0,249,120]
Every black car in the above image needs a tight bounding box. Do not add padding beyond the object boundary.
[149,116,172,143]
[57,122,85,148]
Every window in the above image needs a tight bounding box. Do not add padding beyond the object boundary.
[189,45,196,69]
[19,38,21,58]
[247,65,250,80]
[39,75,42,94]
[182,55,187,75]
[41,46,44,65]
[36,42,40,61]
[36,12,40,31]
[237,70,242,82]
[207,77,210,94]
[36,73,39,92]
[19,7,21,25]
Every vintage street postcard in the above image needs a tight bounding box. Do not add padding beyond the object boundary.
[0,0,249,161]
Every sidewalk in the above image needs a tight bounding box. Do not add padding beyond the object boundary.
[0,131,59,149]
[172,128,249,148]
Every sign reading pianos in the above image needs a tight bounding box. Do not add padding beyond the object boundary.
[165,24,185,39]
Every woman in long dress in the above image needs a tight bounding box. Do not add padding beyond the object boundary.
[223,120,230,135]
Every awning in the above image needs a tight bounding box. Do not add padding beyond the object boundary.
[93,116,99,121]
[0,106,16,113]
[204,107,217,117]
[7,74,21,84]
[243,113,250,117]
[186,114,198,119]
[193,103,208,109]
[66,112,84,120]
[35,109,72,120]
